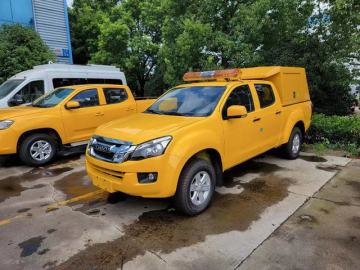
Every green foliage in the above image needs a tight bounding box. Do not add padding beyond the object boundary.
[0,24,55,83]
[69,0,359,114]
[306,113,360,148]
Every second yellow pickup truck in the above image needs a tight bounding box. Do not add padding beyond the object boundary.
[87,66,312,215]
[0,84,155,166]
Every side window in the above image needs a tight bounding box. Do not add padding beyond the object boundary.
[104,79,123,85]
[224,84,254,115]
[15,80,45,103]
[53,78,86,88]
[255,84,275,108]
[87,78,105,84]
[103,88,128,104]
[71,89,99,108]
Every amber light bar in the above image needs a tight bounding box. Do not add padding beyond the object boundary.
[183,68,242,82]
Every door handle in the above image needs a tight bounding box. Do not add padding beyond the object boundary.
[253,118,261,122]
[125,107,135,111]
[275,111,282,115]
[95,112,104,116]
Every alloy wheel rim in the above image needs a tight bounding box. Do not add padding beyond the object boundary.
[30,140,52,161]
[190,171,211,206]
[292,134,300,154]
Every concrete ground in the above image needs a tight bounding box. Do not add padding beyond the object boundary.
[0,153,358,270]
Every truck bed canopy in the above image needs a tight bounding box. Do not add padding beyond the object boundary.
[240,66,310,106]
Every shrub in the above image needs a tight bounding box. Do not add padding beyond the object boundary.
[0,24,55,83]
[306,113,360,147]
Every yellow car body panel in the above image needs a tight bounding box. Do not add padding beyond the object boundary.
[0,84,156,155]
[87,67,312,198]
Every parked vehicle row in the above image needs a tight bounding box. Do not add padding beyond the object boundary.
[0,65,312,215]
[0,64,126,108]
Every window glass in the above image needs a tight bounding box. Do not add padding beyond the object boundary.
[255,84,275,108]
[146,86,226,117]
[71,89,99,108]
[87,78,105,84]
[32,88,74,108]
[0,79,24,99]
[53,78,86,88]
[0,0,34,27]
[103,88,128,104]
[14,80,45,104]
[224,85,254,113]
[104,79,123,85]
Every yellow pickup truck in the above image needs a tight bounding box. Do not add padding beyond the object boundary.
[0,84,154,166]
[86,67,312,215]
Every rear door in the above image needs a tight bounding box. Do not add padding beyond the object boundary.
[100,86,136,123]
[251,83,282,151]
[61,88,104,142]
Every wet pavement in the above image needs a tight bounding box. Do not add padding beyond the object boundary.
[0,153,356,270]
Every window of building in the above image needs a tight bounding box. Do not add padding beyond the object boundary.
[71,89,99,108]
[224,84,254,114]
[255,84,275,108]
[13,80,45,104]
[103,88,128,104]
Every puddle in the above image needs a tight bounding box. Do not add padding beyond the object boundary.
[54,171,98,200]
[18,236,46,257]
[55,161,292,270]
[300,155,327,163]
[0,167,73,203]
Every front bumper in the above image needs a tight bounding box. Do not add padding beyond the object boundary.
[86,151,183,198]
[0,129,18,155]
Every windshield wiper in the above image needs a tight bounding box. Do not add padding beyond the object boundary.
[163,111,188,116]
[145,109,164,115]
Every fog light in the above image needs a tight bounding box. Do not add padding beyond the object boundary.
[137,172,158,183]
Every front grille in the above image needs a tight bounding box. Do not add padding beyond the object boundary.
[88,136,134,163]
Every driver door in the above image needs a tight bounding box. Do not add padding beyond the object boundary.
[222,84,262,168]
[61,88,105,143]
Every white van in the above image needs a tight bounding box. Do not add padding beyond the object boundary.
[0,64,127,108]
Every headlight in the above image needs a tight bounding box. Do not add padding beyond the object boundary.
[0,120,14,130]
[130,136,172,160]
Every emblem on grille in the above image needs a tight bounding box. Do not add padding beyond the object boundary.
[93,144,112,153]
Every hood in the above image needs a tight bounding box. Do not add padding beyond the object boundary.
[0,106,48,120]
[95,113,204,144]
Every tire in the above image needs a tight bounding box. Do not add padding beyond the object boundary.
[19,133,57,166]
[282,127,302,159]
[174,158,216,216]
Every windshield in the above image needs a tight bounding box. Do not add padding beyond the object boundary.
[146,86,226,117]
[32,88,74,108]
[0,79,25,99]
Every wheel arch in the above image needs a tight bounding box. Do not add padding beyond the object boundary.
[181,148,224,187]
[17,128,62,151]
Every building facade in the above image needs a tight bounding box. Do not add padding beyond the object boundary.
[0,0,73,64]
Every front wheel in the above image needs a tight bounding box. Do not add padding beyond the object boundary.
[174,158,216,216]
[282,127,302,159]
[19,133,57,166]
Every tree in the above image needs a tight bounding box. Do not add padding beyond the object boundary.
[0,24,55,83]
[92,0,164,96]
[68,0,118,64]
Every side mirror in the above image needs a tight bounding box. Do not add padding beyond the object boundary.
[65,101,81,110]
[8,94,25,107]
[158,98,177,111]
[226,105,247,119]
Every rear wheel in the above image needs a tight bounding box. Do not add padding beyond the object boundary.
[19,133,57,166]
[174,158,216,216]
[282,127,302,159]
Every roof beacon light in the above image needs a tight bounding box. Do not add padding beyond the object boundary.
[183,68,242,82]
